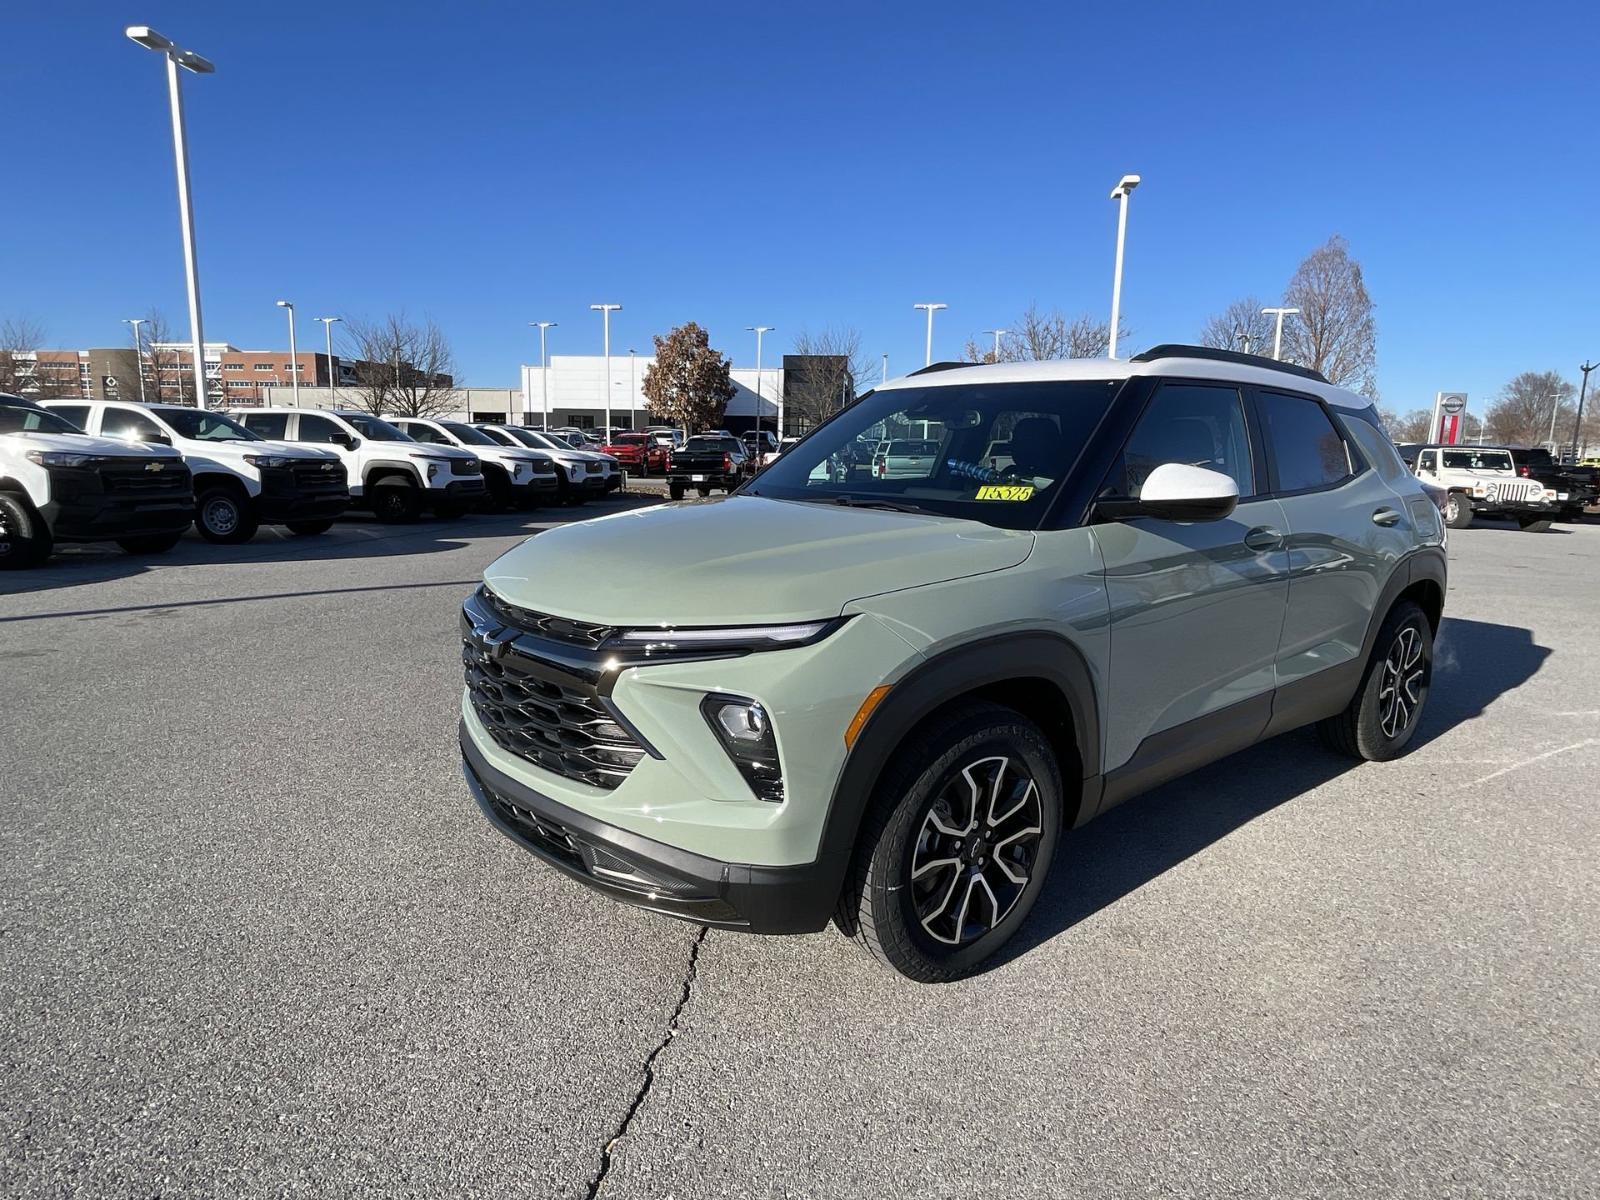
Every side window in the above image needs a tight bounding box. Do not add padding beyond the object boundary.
[48,404,91,430]
[1418,450,1437,474]
[399,422,440,444]
[1258,391,1354,492]
[296,413,345,444]
[243,412,288,439]
[99,407,165,442]
[1117,383,1255,498]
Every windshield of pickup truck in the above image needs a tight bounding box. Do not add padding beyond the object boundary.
[157,408,261,442]
[682,437,740,454]
[343,414,411,441]
[745,380,1120,529]
[0,403,83,436]
[1443,450,1512,470]
[442,421,497,446]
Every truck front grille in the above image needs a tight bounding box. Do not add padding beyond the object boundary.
[97,459,192,498]
[452,458,482,476]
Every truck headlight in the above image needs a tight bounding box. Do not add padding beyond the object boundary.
[701,694,783,802]
[242,453,294,468]
[25,450,95,467]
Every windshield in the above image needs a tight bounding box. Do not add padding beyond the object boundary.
[442,421,497,446]
[1443,449,1512,470]
[156,407,260,442]
[747,380,1121,529]
[0,404,84,436]
[516,429,573,452]
[683,436,740,454]
[343,414,411,441]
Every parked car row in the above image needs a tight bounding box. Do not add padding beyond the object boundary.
[0,393,634,568]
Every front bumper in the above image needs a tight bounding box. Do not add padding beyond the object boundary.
[462,728,833,933]
[436,478,488,501]
[513,476,561,498]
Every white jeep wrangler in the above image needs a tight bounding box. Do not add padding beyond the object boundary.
[1412,444,1559,531]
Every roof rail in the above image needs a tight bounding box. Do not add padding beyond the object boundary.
[908,361,975,376]
[1129,343,1329,384]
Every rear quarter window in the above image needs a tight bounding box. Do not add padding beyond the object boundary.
[1337,411,1408,484]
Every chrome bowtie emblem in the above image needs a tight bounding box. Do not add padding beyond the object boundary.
[145,462,164,472]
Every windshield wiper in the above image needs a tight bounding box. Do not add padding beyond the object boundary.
[831,495,938,516]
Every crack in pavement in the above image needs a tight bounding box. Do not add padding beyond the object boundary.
[585,924,709,1199]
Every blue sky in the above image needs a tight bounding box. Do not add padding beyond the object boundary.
[5,1,1597,417]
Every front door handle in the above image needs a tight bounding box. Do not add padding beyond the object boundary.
[1243,525,1282,551]
[1372,507,1402,527]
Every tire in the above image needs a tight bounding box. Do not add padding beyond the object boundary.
[1517,515,1553,532]
[116,531,184,555]
[838,701,1063,983]
[0,492,52,569]
[1443,493,1473,528]
[668,481,685,501]
[370,478,421,523]
[285,519,335,536]
[635,459,649,478]
[1317,599,1432,761]
[194,484,259,544]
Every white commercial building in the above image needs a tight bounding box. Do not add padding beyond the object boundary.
[518,355,781,431]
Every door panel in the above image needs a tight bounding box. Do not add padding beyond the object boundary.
[1092,496,1289,773]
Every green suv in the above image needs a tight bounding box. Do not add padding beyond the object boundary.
[459,346,1447,980]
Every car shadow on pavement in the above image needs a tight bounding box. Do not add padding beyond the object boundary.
[0,495,660,601]
[993,616,1552,972]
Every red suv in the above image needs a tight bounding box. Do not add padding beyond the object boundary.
[599,432,668,477]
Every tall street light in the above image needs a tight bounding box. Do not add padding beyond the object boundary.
[314,316,341,407]
[590,304,621,435]
[123,318,147,403]
[1570,360,1596,461]
[530,322,557,429]
[1107,173,1140,359]
[882,354,889,386]
[914,303,947,367]
[747,325,773,441]
[126,26,215,409]
[275,300,300,407]
[983,329,1007,361]
[1261,306,1300,360]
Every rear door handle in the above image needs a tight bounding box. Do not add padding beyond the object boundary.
[1372,507,1402,527]
[1243,526,1282,551]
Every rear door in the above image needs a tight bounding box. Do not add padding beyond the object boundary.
[1250,388,1413,698]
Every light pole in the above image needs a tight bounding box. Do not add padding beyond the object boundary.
[530,322,556,429]
[982,329,1007,361]
[590,304,621,436]
[913,303,947,367]
[1261,306,1300,360]
[746,325,772,441]
[1547,386,1566,450]
[1570,361,1596,461]
[275,300,299,407]
[1107,173,1140,359]
[314,316,340,407]
[123,318,147,403]
[882,354,889,386]
[126,27,214,409]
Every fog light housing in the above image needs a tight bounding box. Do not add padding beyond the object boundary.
[701,694,784,802]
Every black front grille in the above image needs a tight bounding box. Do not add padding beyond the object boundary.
[98,459,192,498]
[481,588,617,649]
[261,460,347,498]
[462,603,645,790]
[451,457,483,476]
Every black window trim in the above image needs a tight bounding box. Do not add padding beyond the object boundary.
[1242,383,1371,501]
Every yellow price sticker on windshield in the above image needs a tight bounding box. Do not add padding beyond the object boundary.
[974,484,1034,501]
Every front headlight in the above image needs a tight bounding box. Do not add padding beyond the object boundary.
[613,619,842,653]
[242,453,294,468]
[25,450,95,468]
[416,454,449,480]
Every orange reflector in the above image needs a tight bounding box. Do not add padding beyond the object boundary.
[844,684,893,749]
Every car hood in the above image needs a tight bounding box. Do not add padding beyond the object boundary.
[172,437,338,462]
[5,430,184,459]
[483,495,1033,625]
[380,440,476,461]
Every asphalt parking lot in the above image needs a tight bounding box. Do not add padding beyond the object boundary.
[2,505,1597,1198]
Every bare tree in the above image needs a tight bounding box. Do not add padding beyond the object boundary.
[1486,371,1575,447]
[1198,297,1277,356]
[642,321,735,433]
[344,313,461,418]
[0,316,49,396]
[1378,408,1435,442]
[786,326,875,429]
[962,304,1125,363]
[1281,235,1377,393]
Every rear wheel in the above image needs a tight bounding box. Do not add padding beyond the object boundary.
[370,478,421,523]
[1444,493,1473,528]
[1517,515,1553,532]
[195,485,259,544]
[0,492,52,568]
[668,481,686,500]
[838,702,1062,982]
[116,530,184,555]
[1317,599,1432,761]
[285,519,334,535]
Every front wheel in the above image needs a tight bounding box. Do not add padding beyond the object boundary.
[1444,493,1473,528]
[0,492,52,568]
[116,531,184,555]
[838,702,1063,983]
[1317,599,1432,761]
[668,481,686,501]
[1517,515,1553,532]
[195,485,259,544]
